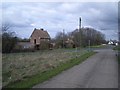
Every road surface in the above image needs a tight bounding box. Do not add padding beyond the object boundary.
[33,48,118,88]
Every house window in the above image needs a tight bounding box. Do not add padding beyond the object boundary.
[34,39,36,44]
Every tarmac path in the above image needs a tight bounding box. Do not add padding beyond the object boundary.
[33,48,118,88]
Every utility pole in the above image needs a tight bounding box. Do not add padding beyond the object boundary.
[79,17,82,49]
[76,17,81,57]
[88,40,90,52]
[79,17,81,31]
[63,29,65,48]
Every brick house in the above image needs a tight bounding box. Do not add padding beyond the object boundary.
[30,28,51,50]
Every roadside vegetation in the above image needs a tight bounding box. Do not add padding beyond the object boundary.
[89,45,105,48]
[3,50,95,89]
[113,45,120,63]
[113,46,120,51]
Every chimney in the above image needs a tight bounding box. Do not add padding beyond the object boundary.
[34,28,37,30]
[41,28,44,31]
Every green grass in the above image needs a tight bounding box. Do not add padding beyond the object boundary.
[3,51,95,89]
[113,46,120,51]
[118,56,120,64]
[89,45,106,48]
[2,49,89,87]
[113,46,120,64]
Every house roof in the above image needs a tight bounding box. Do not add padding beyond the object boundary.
[30,28,50,39]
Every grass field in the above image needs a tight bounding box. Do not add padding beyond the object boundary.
[2,49,89,87]
[3,50,95,89]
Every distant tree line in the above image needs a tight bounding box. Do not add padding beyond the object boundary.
[18,38,30,42]
[54,27,106,48]
[2,22,106,53]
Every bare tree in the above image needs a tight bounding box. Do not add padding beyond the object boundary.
[2,22,18,53]
[2,22,13,33]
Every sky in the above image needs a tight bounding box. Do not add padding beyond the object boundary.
[2,2,118,40]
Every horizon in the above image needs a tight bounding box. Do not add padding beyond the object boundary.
[2,2,118,40]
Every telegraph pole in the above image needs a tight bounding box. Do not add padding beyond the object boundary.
[79,17,82,48]
[76,17,81,57]
[88,40,90,52]
[63,29,65,48]
[79,17,81,31]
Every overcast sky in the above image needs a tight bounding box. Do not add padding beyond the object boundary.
[2,2,118,40]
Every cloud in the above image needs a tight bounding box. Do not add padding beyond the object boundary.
[2,2,118,40]
[30,23,36,26]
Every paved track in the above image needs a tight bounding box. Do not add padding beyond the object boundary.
[33,48,118,88]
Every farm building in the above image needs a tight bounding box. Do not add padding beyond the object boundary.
[16,42,34,49]
[65,38,75,48]
[30,28,51,50]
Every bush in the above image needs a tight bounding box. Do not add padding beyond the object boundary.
[2,32,18,53]
[39,41,50,50]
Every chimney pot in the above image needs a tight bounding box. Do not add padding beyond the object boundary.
[41,28,44,31]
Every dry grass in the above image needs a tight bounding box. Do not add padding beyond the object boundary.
[2,49,88,87]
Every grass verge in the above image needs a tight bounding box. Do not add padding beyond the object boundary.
[113,46,120,51]
[113,46,120,63]
[3,51,96,89]
[118,56,120,64]
[89,45,107,48]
